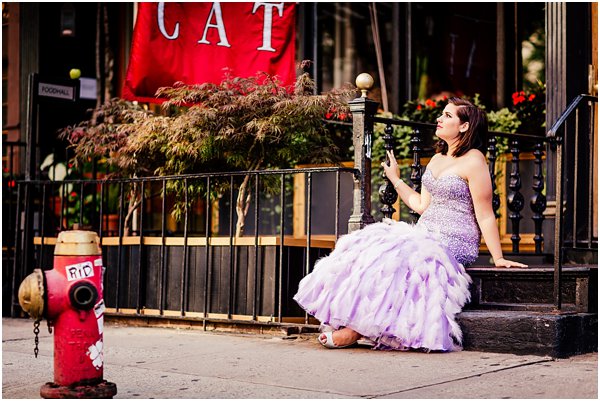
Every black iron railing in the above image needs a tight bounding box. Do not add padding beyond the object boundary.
[351,97,551,255]
[7,167,357,323]
[547,94,598,309]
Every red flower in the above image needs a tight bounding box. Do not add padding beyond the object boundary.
[338,113,348,121]
[416,105,422,110]
[325,112,333,119]
[69,191,77,199]
[425,99,436,108]
[512,91,526,106]
[529,94,536,101]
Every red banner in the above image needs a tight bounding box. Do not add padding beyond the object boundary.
[122,2,297,103]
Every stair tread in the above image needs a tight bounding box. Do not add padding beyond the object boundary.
[468,265,596,271]
[459,309,595,318]
[464,302,580,313]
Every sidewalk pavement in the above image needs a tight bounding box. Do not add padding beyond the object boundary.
[2,317,597,399]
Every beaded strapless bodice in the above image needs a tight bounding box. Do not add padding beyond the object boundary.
[416,169,481,265]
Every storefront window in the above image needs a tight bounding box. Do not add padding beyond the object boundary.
[520,3,545,91]
[307,3,546,112]
[315,3,395,109]
[411,3,498,105]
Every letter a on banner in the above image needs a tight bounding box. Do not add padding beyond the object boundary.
[122,2,296,103]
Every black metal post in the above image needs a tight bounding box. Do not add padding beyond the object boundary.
[553,138,564,310]
[137,181,145,314]
[115,182,125,311]
[11,183,23,317]
[253,174,260,320]
[277,174,285,322]
[204,176,212,326]
[181,179,190,316]
[305,172,312,325]
[160,179,167,314]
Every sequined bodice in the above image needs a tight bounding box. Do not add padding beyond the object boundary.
[416,169,481,265]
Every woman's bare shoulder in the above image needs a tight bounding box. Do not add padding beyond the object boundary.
[462,149,487,165]
[428,152,442,165]
[461,150,488,178]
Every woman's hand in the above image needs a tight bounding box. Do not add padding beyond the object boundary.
[381,150,400,183]
[494,257,528,268]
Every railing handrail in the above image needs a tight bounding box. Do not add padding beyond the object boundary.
[372,116,436,130]
[14,166,360,185]
[373,115,551,142]
[547,94,598,138]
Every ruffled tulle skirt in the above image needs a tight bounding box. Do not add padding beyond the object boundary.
[293,219,472,351]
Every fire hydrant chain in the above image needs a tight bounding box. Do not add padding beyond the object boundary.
[33,319,41,358]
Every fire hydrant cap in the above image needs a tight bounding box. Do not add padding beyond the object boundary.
[55,230,102,256]
[18,268,45,320]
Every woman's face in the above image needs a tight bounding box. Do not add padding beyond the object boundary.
[435,103,468,143]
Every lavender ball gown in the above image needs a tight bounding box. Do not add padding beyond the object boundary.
[293,168,481,351]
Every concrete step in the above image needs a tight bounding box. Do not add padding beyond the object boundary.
[457,309,598,358]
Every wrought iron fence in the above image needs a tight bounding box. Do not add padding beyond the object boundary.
[6,167,357,323]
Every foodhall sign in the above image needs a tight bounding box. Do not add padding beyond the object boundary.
[38,82,77,101]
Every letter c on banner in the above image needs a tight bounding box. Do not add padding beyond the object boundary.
[158,2,179,40]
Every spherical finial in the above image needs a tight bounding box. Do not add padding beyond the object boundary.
[356,73,374,98]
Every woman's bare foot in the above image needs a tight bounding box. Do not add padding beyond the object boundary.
[319,327,361,347]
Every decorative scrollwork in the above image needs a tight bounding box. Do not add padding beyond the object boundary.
[507,138,524,252]
[530,140,546,253]
[409,129,423,223]
[379,124,397,219]
[487,136,501,217]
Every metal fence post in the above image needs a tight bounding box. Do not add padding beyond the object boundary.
[347,74,378,233]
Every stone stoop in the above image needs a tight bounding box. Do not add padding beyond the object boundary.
[105,264,597,359]
[460,264,598,358]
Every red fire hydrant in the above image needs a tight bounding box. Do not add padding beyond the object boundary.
[19,230,117,398]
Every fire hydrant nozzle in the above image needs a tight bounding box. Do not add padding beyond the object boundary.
[69,282,98,310]
[18,268,45,321]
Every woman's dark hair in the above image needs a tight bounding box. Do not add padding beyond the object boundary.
[434,97,488,157]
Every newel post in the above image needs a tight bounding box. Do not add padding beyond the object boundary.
[348,73,378,233]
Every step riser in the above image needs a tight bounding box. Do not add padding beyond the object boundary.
[458,312,598,358]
